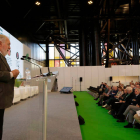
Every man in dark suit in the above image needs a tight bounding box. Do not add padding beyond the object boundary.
[0,35,19,140]
[116,87,140,122]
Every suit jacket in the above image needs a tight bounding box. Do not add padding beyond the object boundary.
[0,54,15,109]
[123,92,135,105]
[130,94,140,105]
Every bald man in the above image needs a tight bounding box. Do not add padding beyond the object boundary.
[0,34,19,140]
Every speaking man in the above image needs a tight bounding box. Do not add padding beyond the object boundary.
[0,34,19,140]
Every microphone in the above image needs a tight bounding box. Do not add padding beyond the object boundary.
[21,57,43,76]
[22,56,51,75]
[22,56,45,64]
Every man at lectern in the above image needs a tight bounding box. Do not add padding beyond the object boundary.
[0,35,19,140]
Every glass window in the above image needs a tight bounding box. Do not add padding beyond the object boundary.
[40,44,46,51]
[70,47,75,57]
[71,61,76,66]
[49,44,54,47]
[66,51,70,59]
[49,60,54,67]
[60,44,65,47]
[60,47,65,59]
[115,48,118,58]
[60,60,65,67]
[55,47,59,59]
[55,60,60,67]
[49,47,54,59]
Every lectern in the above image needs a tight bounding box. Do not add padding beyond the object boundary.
[36,76,48,140]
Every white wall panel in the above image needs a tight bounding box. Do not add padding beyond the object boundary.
[139,65,140,76]
[98,66,105,85]
[91,66,99,88]
[41,67,48,74]
[118,76,126,85]
[57,68,65,90]
[64,67,71,87]
[58,84,64,91]
[125,76,139,85]
[105,68,112,86]
[50,67,58,72]
[132,65,139,76]
[70,67,78,91]
[118,65,126,76]
[77,67,85,91]
[112,76,119,86]
[111,65,119,76]
[125,65,132,76]
[84,66,92,91]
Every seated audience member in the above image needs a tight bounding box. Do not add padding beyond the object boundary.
[134,113,140,128]
[112,87,134,119]
[107,88,127,115]
[97,86,111,106]
[123,101,140,128]
[102,86,118,108]
[116,87,140,122]
[94,82,106,100]
[103,86,123,109]
[100,82,105,89]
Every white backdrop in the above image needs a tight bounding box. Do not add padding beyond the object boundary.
[42,65,140,91]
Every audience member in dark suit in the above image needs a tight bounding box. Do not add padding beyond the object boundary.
[116,87,140,122]
[102,86,118,107]
[97,86,111,106]
[94,83,106,100]
[110,89,127,115]
[0,35,19,140]
[112,87,134,119]
[123,102,140,128]
[103,86,123,109]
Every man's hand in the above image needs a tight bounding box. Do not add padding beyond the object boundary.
[136,104,140,108]
[11,69,19,79]
[119,100,123,103]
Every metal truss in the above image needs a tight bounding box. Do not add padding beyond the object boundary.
[55,44,79,67]
[101,36,133,65]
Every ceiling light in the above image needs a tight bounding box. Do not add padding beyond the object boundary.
[88,0,93,5]
[35,1,41,6]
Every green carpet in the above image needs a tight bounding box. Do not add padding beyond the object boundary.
[73,91,140,140]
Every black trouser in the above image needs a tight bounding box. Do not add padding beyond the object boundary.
[0,109,5,140]
[117,104,128,119]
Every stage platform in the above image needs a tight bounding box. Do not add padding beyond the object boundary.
[3,92,82,140]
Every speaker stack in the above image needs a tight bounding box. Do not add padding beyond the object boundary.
[80,77,82,91]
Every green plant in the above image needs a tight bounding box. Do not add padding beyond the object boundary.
[14,79,22,87]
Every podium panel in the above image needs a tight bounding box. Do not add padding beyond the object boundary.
[3,77,47,140]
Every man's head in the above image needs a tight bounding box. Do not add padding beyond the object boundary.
[124,89,127,94]
[0,35,11,56]
[135,84,139,89]
[126,87,133,94]
[118,86,122,91]
[135,88,140,95]
[113,86,117,91]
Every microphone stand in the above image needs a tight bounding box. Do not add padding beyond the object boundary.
[22,56,52,76]
[21,58,43,76]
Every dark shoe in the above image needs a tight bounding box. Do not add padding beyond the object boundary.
[134,123,140,129]
[106,106,111,110]
[96,102,99,104]
[124,123,133,128]
[113,115,119,119]
[94,98,98,100]
[117,119,125,122]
